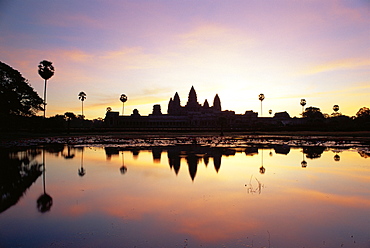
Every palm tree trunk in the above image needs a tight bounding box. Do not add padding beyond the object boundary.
[43,79,47,118]
[82,101,84,119]
[260,101,263,117]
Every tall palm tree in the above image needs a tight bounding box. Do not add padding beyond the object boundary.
[258,94,265,117]
[78,91,86,119]
[120,94,128,115]
[38,60,55,118]
[300,99,306,115]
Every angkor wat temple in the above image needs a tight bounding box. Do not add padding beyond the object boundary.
[105,86,293,131]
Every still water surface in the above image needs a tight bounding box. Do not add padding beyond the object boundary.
[1,142,369,248]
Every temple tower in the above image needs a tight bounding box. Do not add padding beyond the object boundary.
[168,92,182,114]
[185,86,201,111]
[213,94,221,111]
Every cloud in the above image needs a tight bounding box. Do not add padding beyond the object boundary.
[304,58,370,75]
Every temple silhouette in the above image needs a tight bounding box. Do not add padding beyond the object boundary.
[105,86,294,130]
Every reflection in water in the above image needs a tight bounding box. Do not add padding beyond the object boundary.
[260,148,265,174]
[0,149,42,213]
[245,175,264,194]
[78,147,86,177]
[334,154,340,161]
[358,150,370,158]
[152,147,162,163]
[103,144,349,180]
[303,146,326,159]
[1,142,369,248]
[120,151,127,174]
[273,144,290,155]
[63,145,75,159]
[37,148,53,213]
[105,145,235,181]
[301,149,308,168]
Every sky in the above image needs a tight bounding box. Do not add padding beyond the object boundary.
[0,0,369,119]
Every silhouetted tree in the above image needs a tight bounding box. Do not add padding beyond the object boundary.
[120,94,128,115]
[355,107,370,130]
[0,61,43,116]
[258,94,265,117]
[78,91,86,119]
[64,112,76,133]
[302,106,324,119]
[356,107,370,119]
[38,60,54,118]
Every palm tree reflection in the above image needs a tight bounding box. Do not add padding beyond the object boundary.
[37,148,53,213]
[78,148,86,177]
[120,151,127,174]
[259,148,265,174]
[334,154,340,162]
[63,145,75,159]
[301,149,307,168]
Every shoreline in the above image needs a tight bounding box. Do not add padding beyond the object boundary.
[1,130,370,148]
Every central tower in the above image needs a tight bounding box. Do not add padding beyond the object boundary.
[185,86,201,111]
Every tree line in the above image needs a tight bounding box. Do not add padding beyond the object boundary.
[0,60,369,132]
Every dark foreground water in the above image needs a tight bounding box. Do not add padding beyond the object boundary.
[1,138,369,248]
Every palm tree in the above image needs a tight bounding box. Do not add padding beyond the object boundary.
[38,60,55,118]
[300,99,306,115]
[120,94,128,115]
[333,104,339,113]
[258,94,265,117]
[78,91,86,119]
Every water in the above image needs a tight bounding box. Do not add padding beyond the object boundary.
[1,141,369,248]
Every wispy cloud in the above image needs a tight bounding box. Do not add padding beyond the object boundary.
[304,58,370,75]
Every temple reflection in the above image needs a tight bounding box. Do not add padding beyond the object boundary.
[104,145,272,180]
[1,143,368,216]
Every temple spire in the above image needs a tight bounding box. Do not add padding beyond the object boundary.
[213,94,221,111]
[187,86,198,105]
[203,99,209,108]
